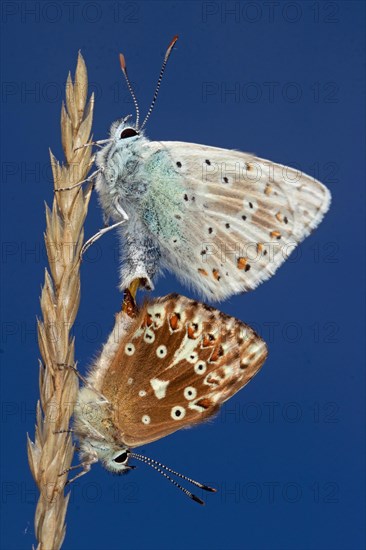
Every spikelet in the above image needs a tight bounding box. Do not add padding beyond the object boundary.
[27,53,94,550]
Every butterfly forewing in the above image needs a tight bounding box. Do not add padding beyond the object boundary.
[100,294,267,447]
[139,142,331,300]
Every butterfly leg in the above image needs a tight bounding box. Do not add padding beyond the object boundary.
[73,138,112,152]
[59,455,98,484]
[81,220,128,259]
[56,362,93,388]
[54,168,102,192]
[81,198,129,258]
[56,363,109,403]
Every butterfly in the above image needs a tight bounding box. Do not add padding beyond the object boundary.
[74,36,331,300]
[72,293,268,503]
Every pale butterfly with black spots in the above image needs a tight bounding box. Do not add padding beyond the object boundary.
[72,293,267,503]
[74,36,331,301]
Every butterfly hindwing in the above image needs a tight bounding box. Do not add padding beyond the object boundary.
[99,294,267,447]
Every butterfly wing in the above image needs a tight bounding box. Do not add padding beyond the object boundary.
[100,294,267,448]
[139,141,331,300]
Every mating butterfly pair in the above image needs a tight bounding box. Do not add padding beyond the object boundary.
[70,37,330,502]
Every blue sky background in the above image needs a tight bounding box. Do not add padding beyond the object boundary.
[1,1,365,549]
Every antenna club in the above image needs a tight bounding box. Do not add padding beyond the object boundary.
[191,494,205,505]
[119,53,126,71]
[203,486,217,493]
[169,35,179,47]
[165,35,179,60]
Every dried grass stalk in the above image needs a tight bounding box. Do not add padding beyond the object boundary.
[27,53,94,550]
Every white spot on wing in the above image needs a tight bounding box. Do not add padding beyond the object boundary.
[125,343,135,356]
[222,365,235,377]
[184,386,197,400]
[156,345,168,358]
[142,415,150,424]
[171,406,186,420]
[188,401,205,413]
[144,329,155,344]
[146,304,166,328]
[194,361,207,375]
[248,341,263,355]
[150,378,169,400]
[187,351,198,364]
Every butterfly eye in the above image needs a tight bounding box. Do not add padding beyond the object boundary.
[114,451,128,464]
[120,128,138,139]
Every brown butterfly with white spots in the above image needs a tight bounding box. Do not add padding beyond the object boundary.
[72,294,267,504]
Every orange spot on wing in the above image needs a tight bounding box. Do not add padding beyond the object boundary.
[205,373,220,385]
[275,212,283,222]
[210,345,224,362]
[202,333,216,347]
[212,269,221,281]
[270,231,281,240]
[196,398,213,410]
[237,257,247,270]
[144,314,153,327]
[198,268,208,276]
[169,313,180,331]
[187,325,197,339]
[264,184,273,195]
[257,243,263,253]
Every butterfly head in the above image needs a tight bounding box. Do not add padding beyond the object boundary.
[74,386,134,474]
[80,437,134,475]
[102,447,134,474]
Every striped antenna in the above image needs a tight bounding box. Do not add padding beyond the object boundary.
[140,35,178,131]
[119,53,140,130]
[130,451,216,505]
[131,452,216,492]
